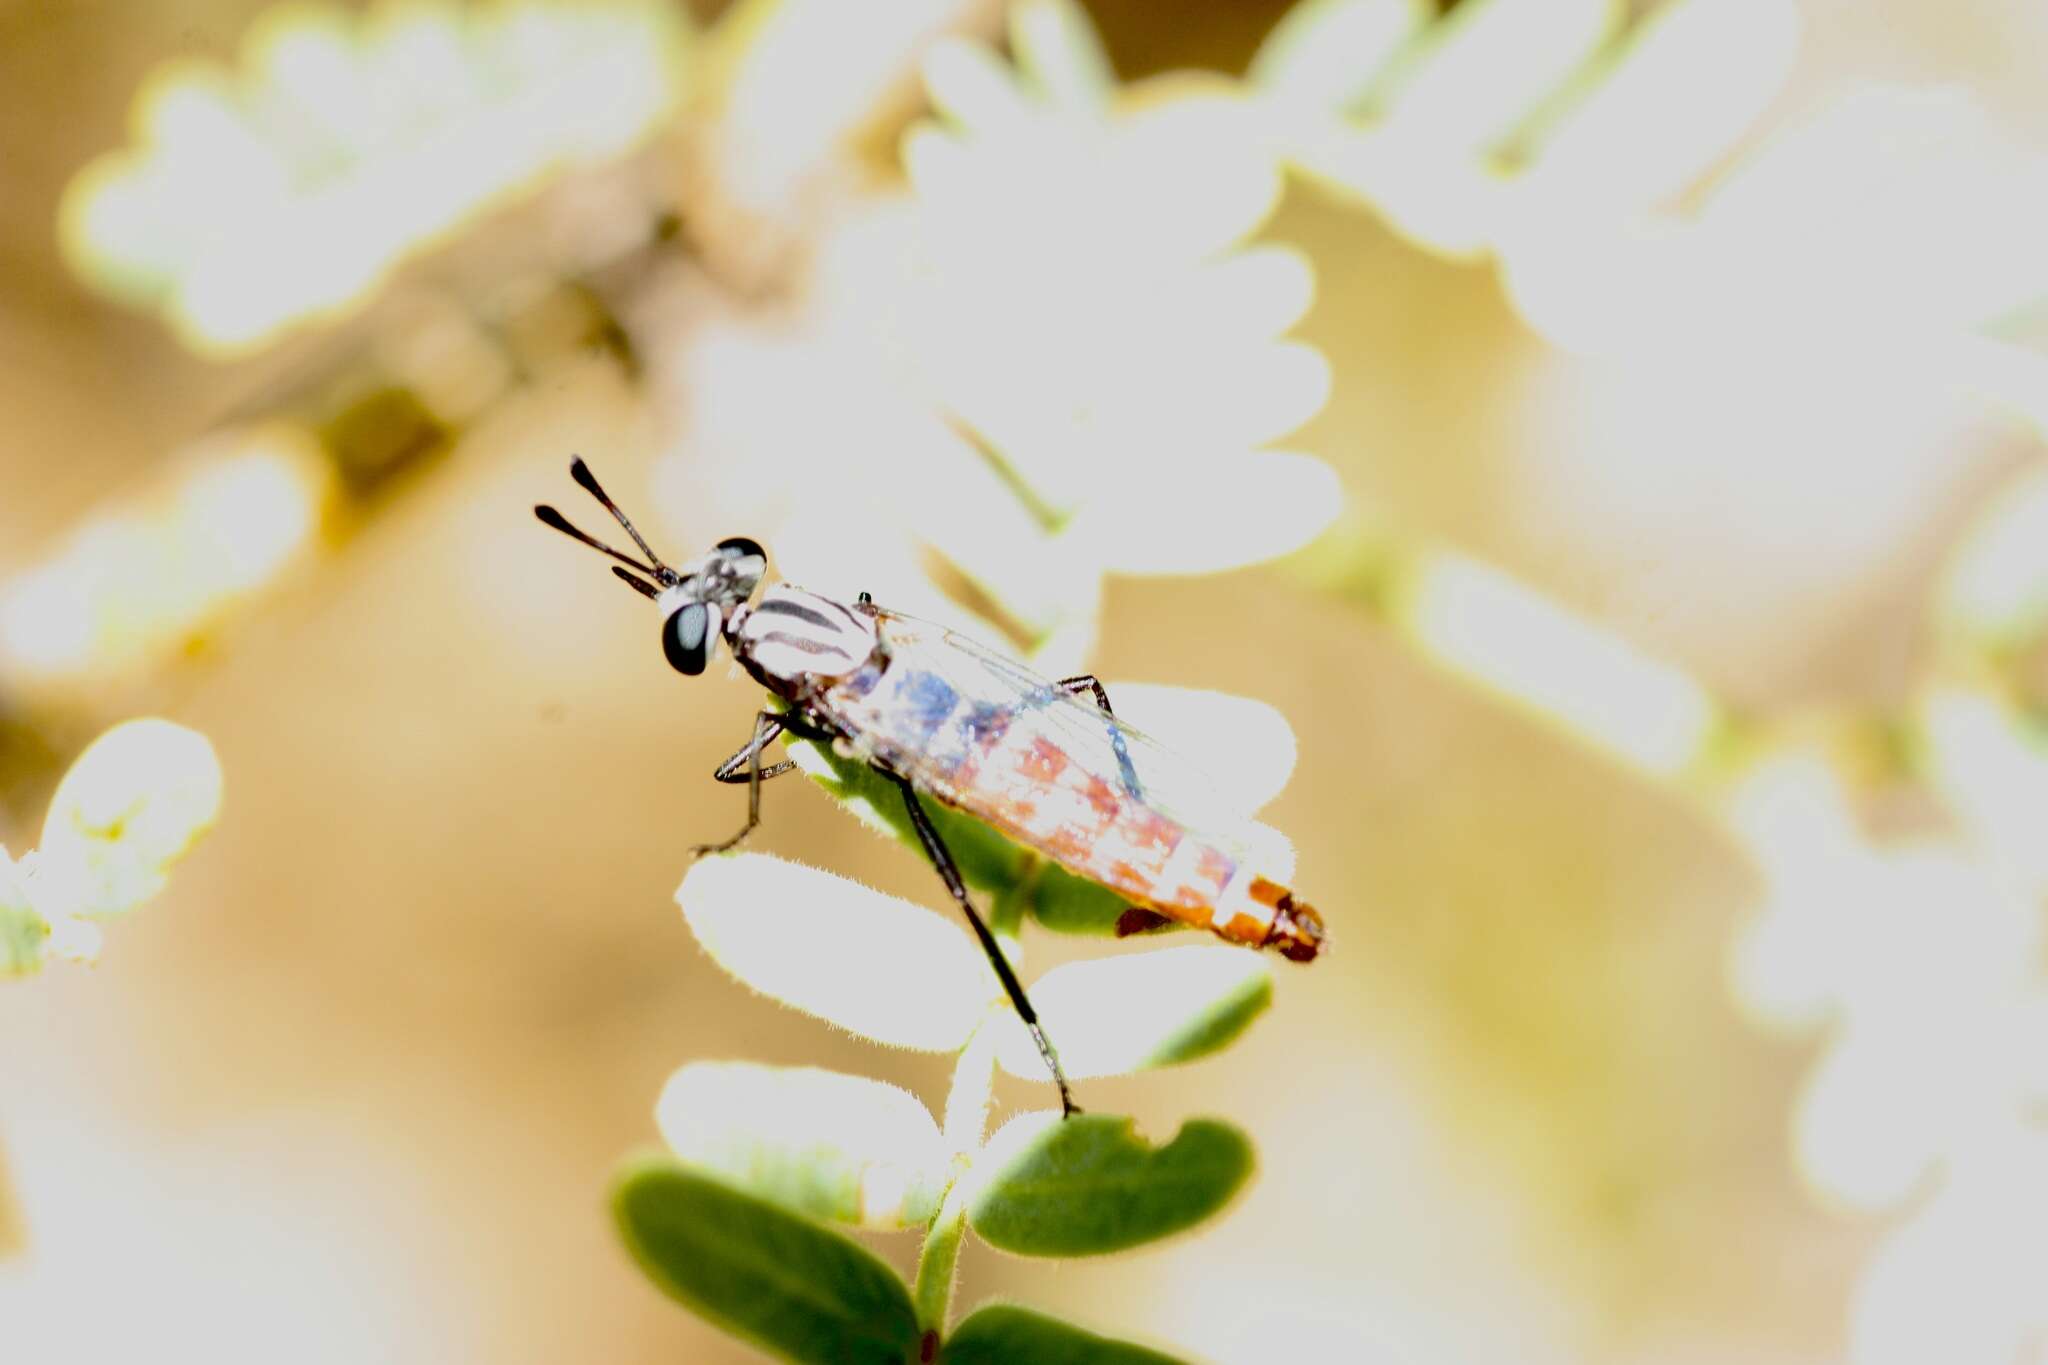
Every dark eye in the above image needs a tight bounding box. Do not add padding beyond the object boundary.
[663,601,717,675]
[713,537,767,593]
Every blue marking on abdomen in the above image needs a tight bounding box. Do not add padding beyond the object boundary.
[1107,726,1141,800]
[894,669,960,743]
[960,701,1011,749]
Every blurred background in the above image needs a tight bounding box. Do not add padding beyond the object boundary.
[5,0,2048,1360]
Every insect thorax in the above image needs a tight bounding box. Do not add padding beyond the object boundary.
[731,586,880,695]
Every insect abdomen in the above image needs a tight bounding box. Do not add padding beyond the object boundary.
[825,663,1324,960]
[962,749,1325,961]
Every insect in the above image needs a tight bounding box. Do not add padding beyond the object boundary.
[537,458,1324,1115]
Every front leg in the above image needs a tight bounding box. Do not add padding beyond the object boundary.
[711,714,796,786]
[692,711,790,857]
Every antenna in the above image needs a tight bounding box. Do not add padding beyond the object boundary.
[534,457,686,589]
[611,565,661,599]
[569,457,669,577]
[533,504,666,581]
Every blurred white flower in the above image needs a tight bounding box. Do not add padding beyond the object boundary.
[1249,0,1798,262]
[1250,0,2048,431]
[1921,689,2048,897]
[1,718,222,977]
[60,0,692,353]
[1502,84,2048,364]
[1849,1128,2048,1365]
[1937,464,2048,653]
[38,718,226,923]
[1726,730,2048,1362]
[658,0,1337,667]
[0,850,50,977]
[1730,745,2045,1189]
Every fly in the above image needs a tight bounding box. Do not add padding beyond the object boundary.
[537,458,1326,1116]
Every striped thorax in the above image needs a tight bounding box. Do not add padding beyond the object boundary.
[728,586,881,696]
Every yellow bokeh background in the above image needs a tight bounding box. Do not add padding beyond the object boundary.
[6,2,2048,1362]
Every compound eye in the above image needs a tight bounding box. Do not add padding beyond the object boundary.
[713,537,767,593]
[662,601,719,676]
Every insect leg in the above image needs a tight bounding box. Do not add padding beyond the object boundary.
[1056,674,1114,713]
[1056,675,1162,933]
[1056,674,1142,800]
[692,711,790,856]
[711,714,796,785]
[889,773,1078,1118]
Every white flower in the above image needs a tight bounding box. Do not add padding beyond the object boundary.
[658,1,1337,664]
[1,718,222,977]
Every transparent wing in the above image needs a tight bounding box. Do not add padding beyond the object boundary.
[869,609,1263,857]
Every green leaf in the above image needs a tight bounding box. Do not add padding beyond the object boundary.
[783,741,1168,939]
[941,1304,1189,1364]
[678,853,994,1050]
[965,1113,1254,1257]
[1025,863,1134,936]
[614,1157,922,1365]
[657,1062,950,1229]
[996,946,1272,1080]
[789,737,1032,895]
[791,725,1134,939]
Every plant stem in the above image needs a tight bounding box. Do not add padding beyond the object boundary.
[917,1013,1001,1336]
[943,1014,999,1155]
[911,1179,969,1337]
[945,414,1069,534]
[913,820,1042,1339]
